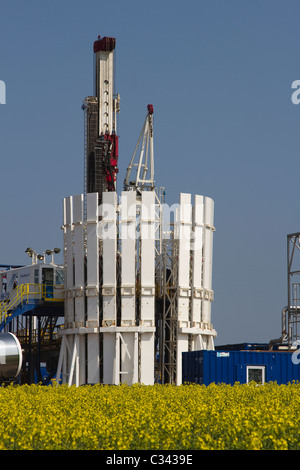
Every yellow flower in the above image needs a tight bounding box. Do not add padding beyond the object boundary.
[0,381,300,449]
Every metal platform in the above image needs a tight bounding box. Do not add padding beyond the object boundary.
[0,283,64,384]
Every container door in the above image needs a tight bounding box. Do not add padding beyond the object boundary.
[42,268,54,299]
[235,364,246,384]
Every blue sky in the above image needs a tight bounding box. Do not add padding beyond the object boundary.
[0,0,300,345]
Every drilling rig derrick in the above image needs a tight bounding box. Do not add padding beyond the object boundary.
[83,36,119,205]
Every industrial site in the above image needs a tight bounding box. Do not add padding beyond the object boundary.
[1,34,300,389]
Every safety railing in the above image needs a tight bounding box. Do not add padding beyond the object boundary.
[0,283,64,326]
[17,323,65,345]
[41,284,64,302]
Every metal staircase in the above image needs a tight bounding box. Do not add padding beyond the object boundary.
[0,283,64,331]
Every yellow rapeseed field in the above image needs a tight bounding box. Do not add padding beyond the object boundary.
[0,382,299,450]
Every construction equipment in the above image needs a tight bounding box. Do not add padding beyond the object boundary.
[124,104,154,192]
[0,263,64,384]
[56,36,217,387]
[82,36,120,204]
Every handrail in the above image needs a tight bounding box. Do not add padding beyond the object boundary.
[0,283,64,326]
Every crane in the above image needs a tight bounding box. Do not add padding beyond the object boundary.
[124,104,154,192]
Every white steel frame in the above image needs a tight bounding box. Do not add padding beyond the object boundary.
[124,110,154,191]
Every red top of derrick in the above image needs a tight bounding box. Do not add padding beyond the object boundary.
[94,36,116,53]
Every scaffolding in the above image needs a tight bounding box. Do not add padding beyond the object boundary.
[286,232,300,347]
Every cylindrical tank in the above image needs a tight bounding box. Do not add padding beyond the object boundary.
[0,333,22,381]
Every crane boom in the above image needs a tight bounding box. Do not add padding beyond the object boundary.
[124,104,154,192]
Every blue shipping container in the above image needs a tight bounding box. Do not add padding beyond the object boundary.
[182,349,300,385]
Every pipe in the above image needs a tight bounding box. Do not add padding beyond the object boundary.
[268,337,283,350]
[282,306,288,339]
[268,307,288,350]
[0,333,22,381]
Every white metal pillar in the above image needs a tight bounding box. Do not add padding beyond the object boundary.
[202,196,215,349]
[120,191,138,384]
[191,195,206,351]
[191,194,204,332]
[73,195,86,385]
[57,197,81,386]
[189,195,217,351]
[101,191,118,384]
[65,197,74,330]
[139,191,156,384]
[86,192,100,383]
[176,193,192,385]
[63,196,75,385]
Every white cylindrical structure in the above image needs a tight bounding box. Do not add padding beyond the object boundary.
[0,333,22,381]
[57,190,216,386]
